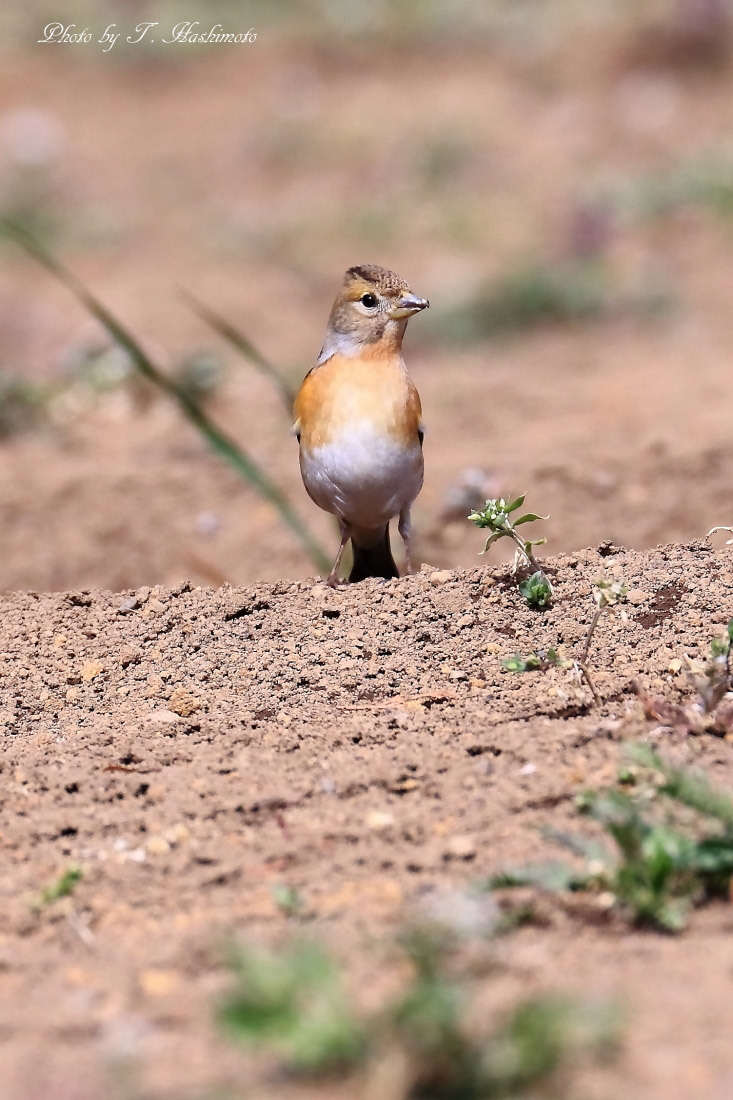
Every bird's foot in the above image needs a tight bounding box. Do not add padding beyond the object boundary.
[326,573,348,589]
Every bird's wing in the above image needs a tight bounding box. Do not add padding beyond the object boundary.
[406,378,424,445]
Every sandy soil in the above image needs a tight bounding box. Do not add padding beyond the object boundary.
[3,541,733,1099]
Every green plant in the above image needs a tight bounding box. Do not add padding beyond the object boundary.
[172,349,227,405]
[518,570,553,609]
[271,883,304,918]
[502,648,571,673]
[638,618,733,735]
[36,865,83,909]
[219,940,365,1074]
[219,925,617,1097]
[0,373,50,437]
[469,494,552,607]
[3,221,331,574]
[490,746,733,932]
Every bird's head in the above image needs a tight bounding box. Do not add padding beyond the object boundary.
[321,264,429,360]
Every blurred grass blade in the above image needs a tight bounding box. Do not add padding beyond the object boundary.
[181,288,296,414]
[4,221,330,574]
[629,744,733,828]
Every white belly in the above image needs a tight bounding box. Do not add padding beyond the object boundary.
[301,421,423,528]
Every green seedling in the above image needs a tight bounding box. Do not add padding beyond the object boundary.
[518,570,553,609]
[219,925,617,1097]
[490,745,733,932]
[502,648,571,673]
[271,883,304,919]
[35,865,83,909]
[0,373,50,437]
[3,221,331,574]
[389,926,615,1099]
[469,494,552,607]
[575,577,628,705]
[219,940,366,1075]
[638,619,733,736]
[172,349,226,405]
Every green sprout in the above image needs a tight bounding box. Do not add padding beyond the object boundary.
[490,746,733,933]
[36,865,83,909]
[271,883,304,919]
[502,648,571,673]
[218,926,617,1096]
[638,618,733,735]
[518,571,553,609]
[0,373,51,437]
[219,940,365,1075]
[694,619,733,714]
[469,495,552,608]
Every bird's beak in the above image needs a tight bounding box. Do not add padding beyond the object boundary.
[388,293,429,320]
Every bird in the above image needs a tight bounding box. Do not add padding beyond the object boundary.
[293,264,429,587]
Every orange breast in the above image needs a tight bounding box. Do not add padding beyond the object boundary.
[294,351,422,452]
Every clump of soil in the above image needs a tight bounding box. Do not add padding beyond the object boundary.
[2,541,733,1098]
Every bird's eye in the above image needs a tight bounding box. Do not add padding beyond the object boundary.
[361,293,377,308]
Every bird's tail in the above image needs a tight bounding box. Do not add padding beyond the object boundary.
[349,525,399,583]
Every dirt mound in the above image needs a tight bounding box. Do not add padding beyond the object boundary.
[2,541,733,1099]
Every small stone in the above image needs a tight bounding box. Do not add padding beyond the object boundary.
[119,647,141,668]
[519,762,536,776]
[430,570,452,587]
[164,823,190,845]
[144,708,181,725]
[81,660,104,682]
[443,835,477,861]
[366,810,394,832]
[626,589,647,605]
[145,675,163,699]
[167,687,202,717]
[139,968,179,997]
[146,835,170,856]
[65,687,78,703]
[449,669,467,682]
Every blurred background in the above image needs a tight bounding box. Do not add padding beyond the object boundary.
[2,0,733,592]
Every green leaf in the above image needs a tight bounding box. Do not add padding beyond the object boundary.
[488,861,585,892]
[514,512,550,526]
[503,493,526,513]
[629,744,733,828]
[39,865,83,906]
[518,571,553,609]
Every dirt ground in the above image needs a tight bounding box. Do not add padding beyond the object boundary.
[2,540,733,1099]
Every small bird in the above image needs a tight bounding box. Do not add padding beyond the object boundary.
[294,264,428,586]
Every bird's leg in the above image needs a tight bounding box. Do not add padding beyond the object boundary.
[398,508,414,576]
[326,521,350,588]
